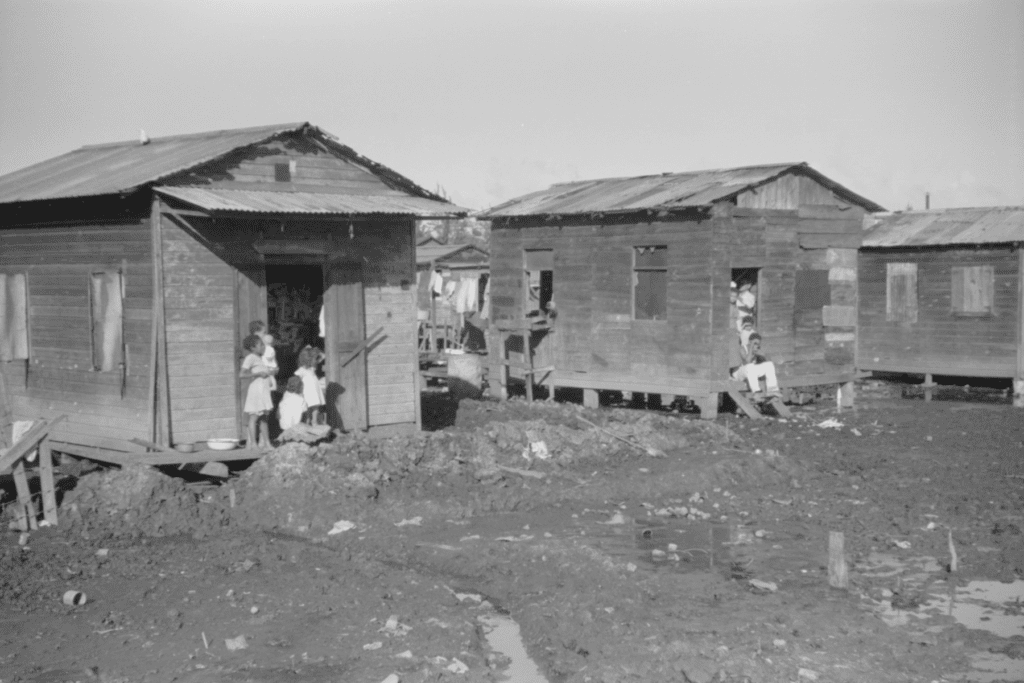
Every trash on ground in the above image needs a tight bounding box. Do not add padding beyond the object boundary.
[749,579,778,593]
[327,520,356,535]
[394,516,423,527]
[224,635,248,651]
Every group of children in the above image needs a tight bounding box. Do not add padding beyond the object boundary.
[729,280,781,399]
[240,321,326,450]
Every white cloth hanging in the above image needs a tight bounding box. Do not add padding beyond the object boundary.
[454,277,479,314]
[429,270,444,295]
[479,278,491,320]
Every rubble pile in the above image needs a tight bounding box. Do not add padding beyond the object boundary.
[61,464,228,538]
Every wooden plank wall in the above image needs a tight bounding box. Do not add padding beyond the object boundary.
[490,217,717,385]
[0,219,153,451]
[358,220,418,427]
[858,247,1019,377]
[160,216,238,443]
[174,217,420,430]
[173,136,409,198]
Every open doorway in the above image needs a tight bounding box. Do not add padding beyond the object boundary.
[266,265,324,382]
[731,267,760,331]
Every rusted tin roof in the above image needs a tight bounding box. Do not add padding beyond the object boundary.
[416,243,489,267]
[481,162,884,217]
[0,123,464,217]
[156,186,465,218]
[0,123,306,202]
[863,207,1024,247]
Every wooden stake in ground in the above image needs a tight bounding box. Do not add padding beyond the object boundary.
[948,529,958,573]
[828,531,849,589]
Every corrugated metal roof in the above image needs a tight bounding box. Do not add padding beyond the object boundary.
[863,207,1024,247]
[480,162,884,217]
[156,186,465,217]
[0,123,306,203]
[417,243,488,266]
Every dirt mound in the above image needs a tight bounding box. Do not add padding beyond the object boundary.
[61,464,228,538]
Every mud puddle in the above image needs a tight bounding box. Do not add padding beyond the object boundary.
[478,613,549,683]
[857,553,1024,681]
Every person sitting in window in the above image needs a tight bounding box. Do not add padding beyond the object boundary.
[730,331,781,398]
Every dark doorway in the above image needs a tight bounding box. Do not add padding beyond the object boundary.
[266,265,325,381]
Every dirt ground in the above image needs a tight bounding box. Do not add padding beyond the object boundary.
[2,380,1024,683]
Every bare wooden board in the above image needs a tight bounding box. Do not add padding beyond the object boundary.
[727,390,765,420]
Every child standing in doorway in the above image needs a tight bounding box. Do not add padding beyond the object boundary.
[248,321,279,392]
[240,333,273,449]
[295,345,325,425]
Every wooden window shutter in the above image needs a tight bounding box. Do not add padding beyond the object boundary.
[91,272,124,372]
[0,273,29,361]
[952,265,993,315]
[886,262,917,323]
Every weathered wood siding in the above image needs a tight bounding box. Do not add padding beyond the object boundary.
[0,218,153,451]
[489,187,863,393]
[858,247,1019,377]
[361,220,418,427]
[490,216,717,386]
[160,217,238,443]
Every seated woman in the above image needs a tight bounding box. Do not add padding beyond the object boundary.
[730,332,781,398]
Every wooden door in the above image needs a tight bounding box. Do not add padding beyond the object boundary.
[324,263,368,432]
[235,265,267,439]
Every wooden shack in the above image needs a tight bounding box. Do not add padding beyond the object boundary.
[858,206,1024,402]
[416,239,490,352]
[479,163,884,417]
[0,122,464,461]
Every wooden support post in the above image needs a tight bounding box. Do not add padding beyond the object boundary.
[38,438,57,525]
[583,388,599,409]
[923,373,935,402]
[696,392,720,420]
[524,331,534,403]
[839,381,855,409]
[12,460,36,531]
[497,331,509,400]
[828,531,849,589]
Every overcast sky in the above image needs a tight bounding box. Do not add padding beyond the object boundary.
[1,0,1022,212]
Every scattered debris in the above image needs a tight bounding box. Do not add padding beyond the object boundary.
[394,516,423,527]
[224,635,248,651]
[748,579,778,593]
[328,520,356,535]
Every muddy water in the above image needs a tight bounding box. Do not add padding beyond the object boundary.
[857,553,1024,681]
[478,613,550,683]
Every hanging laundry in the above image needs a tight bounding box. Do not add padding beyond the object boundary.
[429,270,444,296]
[479,278,491,320]
[454,277,479,313]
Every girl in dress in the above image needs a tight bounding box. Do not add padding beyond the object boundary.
[295,346,325,425]
[240,334,273,449]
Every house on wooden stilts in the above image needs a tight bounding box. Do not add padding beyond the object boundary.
[858,206,1024,404]
[0,122,465,462]
[479,163,884,417]
[415,238,490,353]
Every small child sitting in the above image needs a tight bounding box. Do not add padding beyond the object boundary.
[277,376,307,431]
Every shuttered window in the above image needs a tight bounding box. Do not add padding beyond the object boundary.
[951,265,994,316]
[886,263,917,323]
[634,245,667,320]
[0,273,29,361]
[90,272,124,372]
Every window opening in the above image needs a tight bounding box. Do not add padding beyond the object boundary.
[634,245,668,321]
[274,160,297,182]
[90,271,124,372]
[0,272,29,361]
[886,262,918,323]
[730,267,760,330]
[524,249,554,316]
[951,265,994,316]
